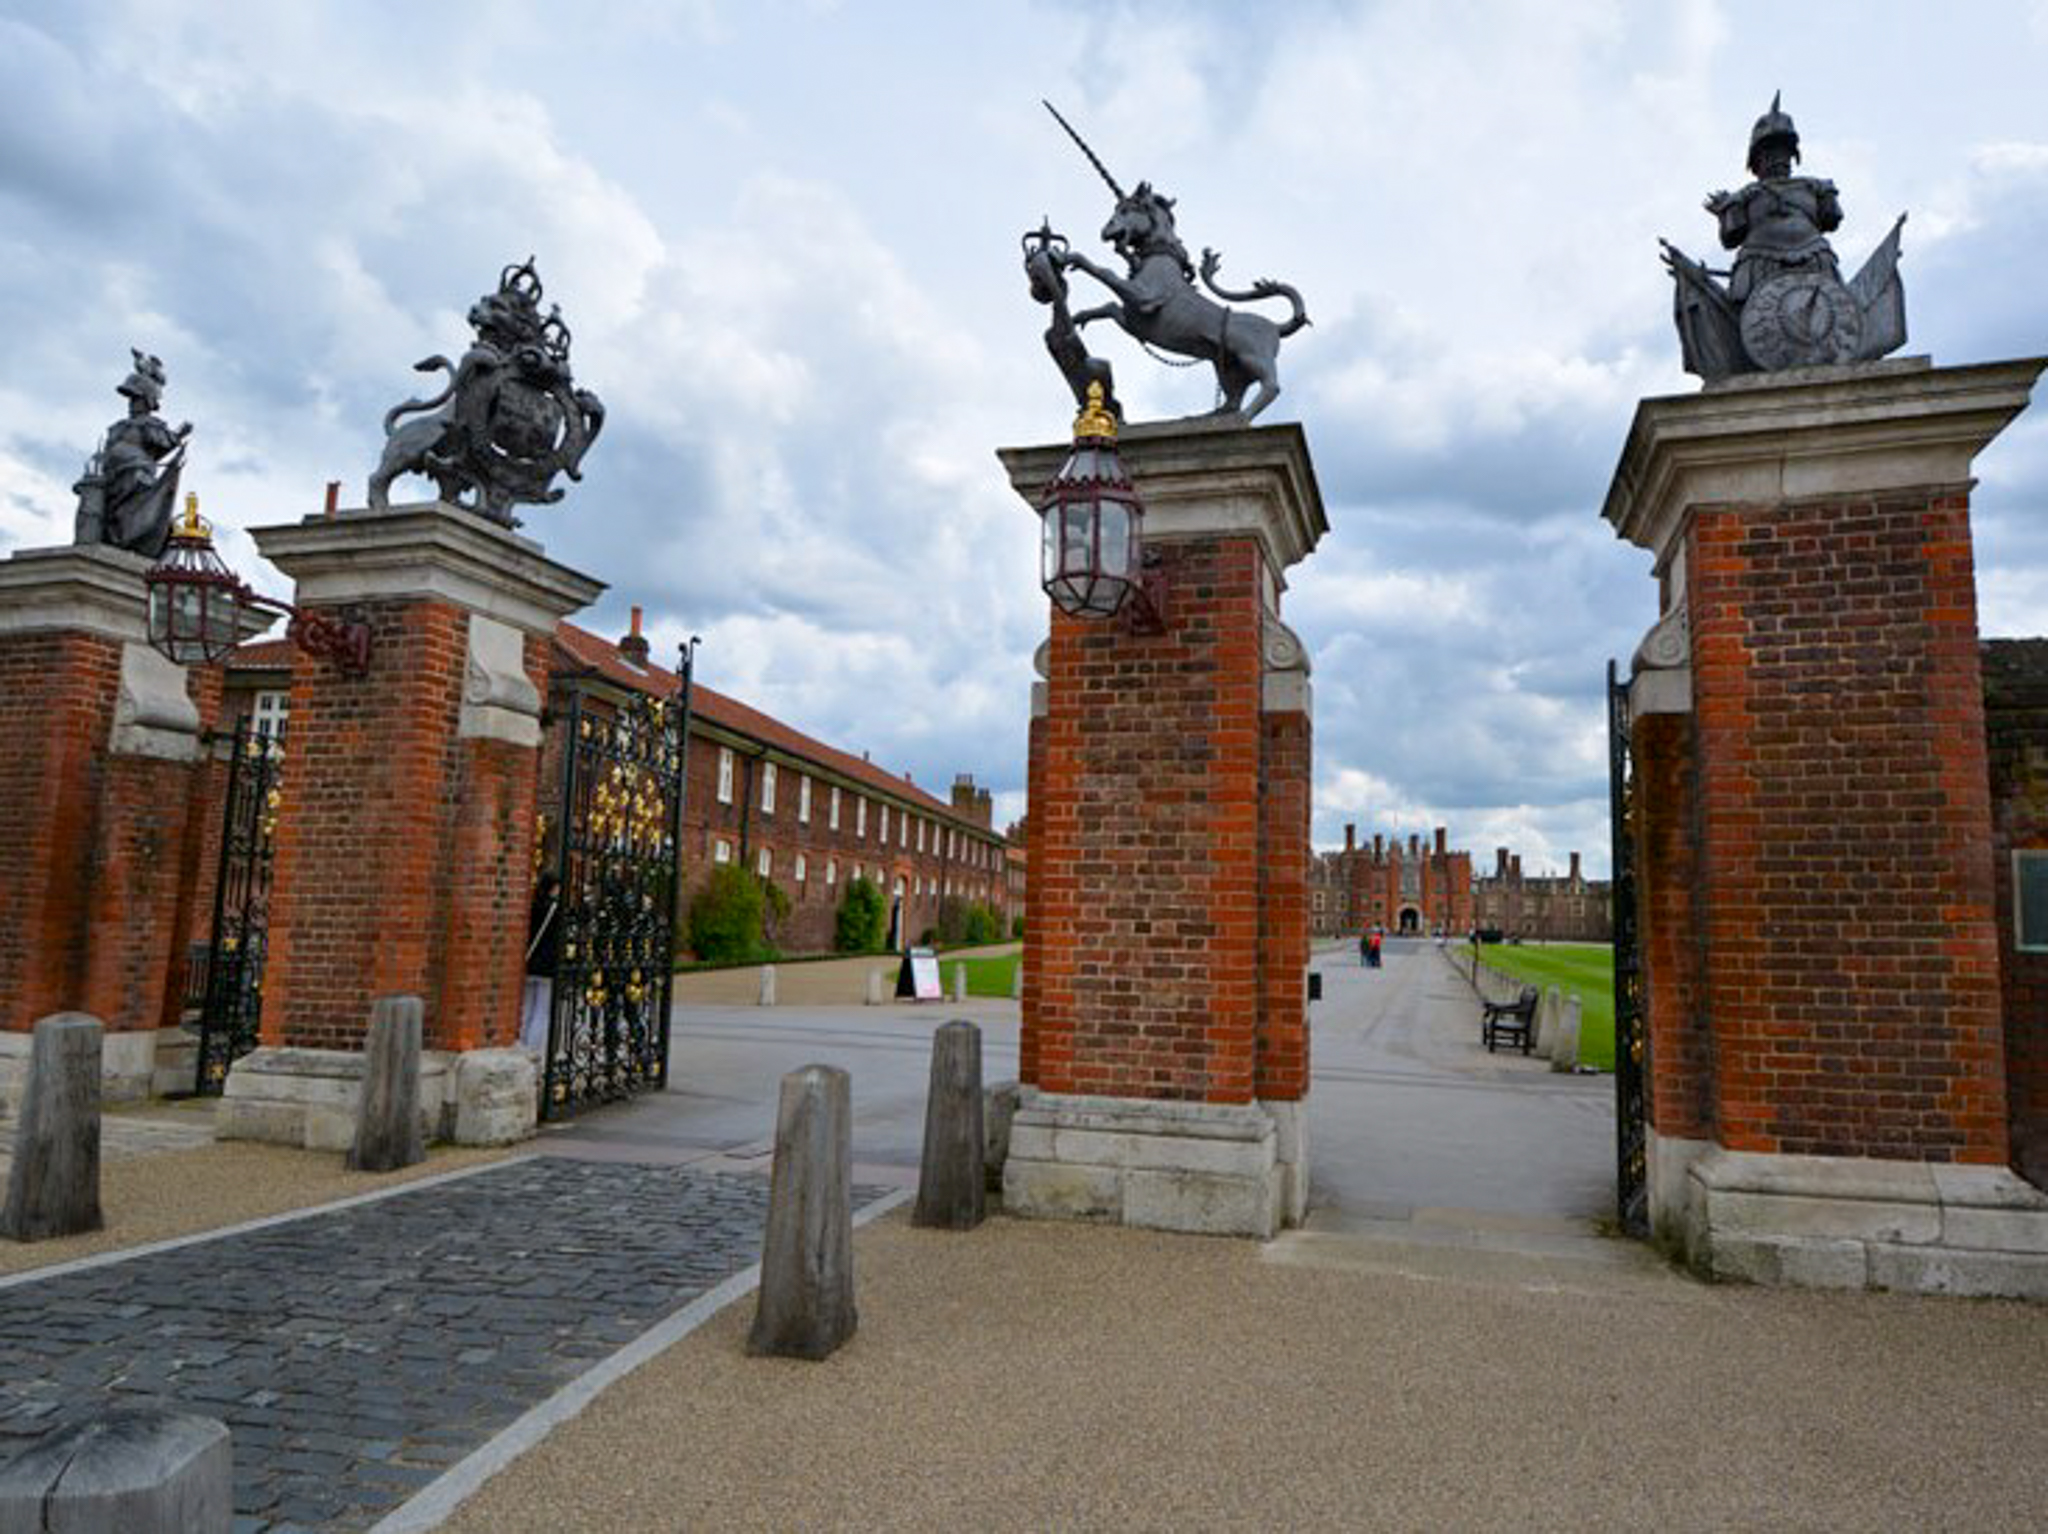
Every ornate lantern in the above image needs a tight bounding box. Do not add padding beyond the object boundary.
[144,492,371,674]
[1037,382,1147,621]
[146,494,248,665]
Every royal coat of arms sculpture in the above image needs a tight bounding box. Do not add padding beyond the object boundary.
[368,259,605,526]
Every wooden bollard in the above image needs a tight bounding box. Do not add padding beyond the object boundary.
[914,1021,986,1230]
[0,1408,231,1532]
[1,1013,104,1242]
[748,1065,857,1360]
[348,995,424,1173]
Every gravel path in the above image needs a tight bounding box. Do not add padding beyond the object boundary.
[437,1210,2048,1533]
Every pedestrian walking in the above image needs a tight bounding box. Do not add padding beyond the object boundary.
[521,872,561,1058]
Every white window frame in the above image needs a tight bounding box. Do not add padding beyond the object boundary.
[857,798,867,838]
[879,804,890,843]
[757,847,772,878]
[717,747,734,805]
[826,857,837,887]
[917,819,926,854]
[830,785,841,830]
[798,774,811,824]
[794,852,807,885]
[713,837,731,864]
[761,761,777,815]
[251,688,290,741]
[900,813,909,849]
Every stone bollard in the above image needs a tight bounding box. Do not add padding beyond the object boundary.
[348,995,424,1174]
[758,964,777,1007]
[950,964,968,1003]
[865,968,886,1006]
[1009,960,1023,1001]
[1550,993,1583,1074]
[914,1021,986,1230]
[1,1013,104,1242]
[748,1065,857,1360]
[1536,985,1563,1059]
[983,1080,1021,1194]
[0,1407,231,1533]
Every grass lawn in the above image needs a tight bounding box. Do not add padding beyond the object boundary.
[953,952,1019,999]
[1470,943,1616,1071]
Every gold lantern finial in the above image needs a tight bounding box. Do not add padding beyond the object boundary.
[179,491,205,538]
[1072,380,1117,442]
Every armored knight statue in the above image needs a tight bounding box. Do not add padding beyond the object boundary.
[1034,102,1308,422]
[72,350,191,559]
[369,258,605,526]
[1662,94,1906,383]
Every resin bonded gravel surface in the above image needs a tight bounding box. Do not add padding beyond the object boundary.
[0,1157,869,1532]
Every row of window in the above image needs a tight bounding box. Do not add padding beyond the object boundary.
[712,746,998,868]
[708,836,999,900]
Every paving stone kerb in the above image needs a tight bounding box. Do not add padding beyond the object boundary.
[349,995,424,1174]
[1,1013,103,1243]
[0,1406,230,1534]
[749,1065,857,1360]
[0,1158,883,1531]
[914,1021,986,1231]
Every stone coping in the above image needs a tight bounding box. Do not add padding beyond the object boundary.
[0,543,154,642]
[251,500,605,635]
[1602,353,2047,565]
[998,418,1327,576]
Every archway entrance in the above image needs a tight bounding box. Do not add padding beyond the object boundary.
[1397,906,1420,934]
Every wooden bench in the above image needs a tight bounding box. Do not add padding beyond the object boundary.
[1482,986,1539,1055]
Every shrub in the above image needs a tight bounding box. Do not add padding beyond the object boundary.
[688,864,767,964]
[963,902,1001,945]
[835,875,887,953]
[1011,915,1025,939]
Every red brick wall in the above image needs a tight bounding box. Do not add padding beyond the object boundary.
[1683,485,2006,1163]
[80,754,197,1035]
[1982,638,2048,1189]
[1026,536,1268,1104]
[260,597,474,1051]
[0,631,121,1029]
[1635,708,1711,1140]
[1257,706,1310,1100]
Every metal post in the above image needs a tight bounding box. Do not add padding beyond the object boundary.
[542,686,586,1122]
[658,637,698,1091]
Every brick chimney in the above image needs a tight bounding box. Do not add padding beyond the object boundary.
[1569,851,1582,884]
[1496,848,1509,877]
[1434,826,1447,857]
[1344,823,1355,853]
[1373,833,1383,860]
[1510,854,1522,879]
[952,773,994,829]
[619,605,650,666]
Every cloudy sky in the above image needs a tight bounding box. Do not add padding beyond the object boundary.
[4,0,2045,876]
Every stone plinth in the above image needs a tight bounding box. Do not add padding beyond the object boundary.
[1606,355,2048,1296]
[997,420,1323,1235]
[0,545,208,1113]
[221,503,601,1147]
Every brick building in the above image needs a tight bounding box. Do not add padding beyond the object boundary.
[222,611,1010,961]
[1983,639,2048,1189]
[1310,825,1472,937]
[1472,848,1612,942]
[1309,823,1610,941]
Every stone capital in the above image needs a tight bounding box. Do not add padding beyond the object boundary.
[999,418,1328,578]
[0,543,154,642]
[1602,355,2047,566]
[251,500,605,635]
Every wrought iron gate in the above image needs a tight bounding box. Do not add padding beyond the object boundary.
[195,717,284,1094]
[1608,658,1649,1236]
[541,644,694,1119]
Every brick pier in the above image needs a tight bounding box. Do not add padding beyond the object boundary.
[997,421,1325,1237]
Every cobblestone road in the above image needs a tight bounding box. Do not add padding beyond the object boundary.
[0,1157,858,1532]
